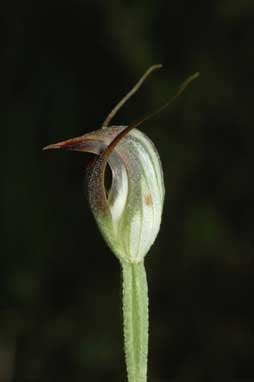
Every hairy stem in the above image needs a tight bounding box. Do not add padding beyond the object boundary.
[122,261,149,382]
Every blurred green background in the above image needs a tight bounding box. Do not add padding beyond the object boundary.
[1,0,254,381]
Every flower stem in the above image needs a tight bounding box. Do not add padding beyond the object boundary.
[121,261,149,382]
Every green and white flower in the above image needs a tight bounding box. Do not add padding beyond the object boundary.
[45,126,165,264]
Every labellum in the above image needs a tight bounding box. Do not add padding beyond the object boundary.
[44,65,199,382]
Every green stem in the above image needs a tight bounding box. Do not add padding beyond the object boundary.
[121,261,149,382]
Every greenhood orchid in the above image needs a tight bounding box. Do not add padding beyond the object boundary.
[44,65,199,382]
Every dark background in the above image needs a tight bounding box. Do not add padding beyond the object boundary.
[1,0,254,381]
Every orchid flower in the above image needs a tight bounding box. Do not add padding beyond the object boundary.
[44,65,199,382]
